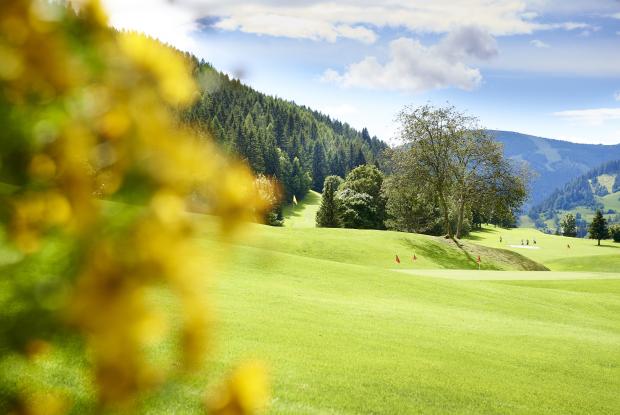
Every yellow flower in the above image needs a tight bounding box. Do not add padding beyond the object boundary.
[206,362,270,415]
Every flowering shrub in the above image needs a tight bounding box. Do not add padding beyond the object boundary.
[0,1,271,413]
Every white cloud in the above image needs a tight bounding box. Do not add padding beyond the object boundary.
[553,108,620,126]
[321,104,358,119]
[100,0,595,47]
[530,39,550,48]
[322,27,498,93]
[100,0,202,53]
[213,14,377,43]
[614,91,620,101]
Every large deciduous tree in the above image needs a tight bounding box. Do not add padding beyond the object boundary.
[394,104,528,239]
[561,213,577,237]
[338,164,386,229]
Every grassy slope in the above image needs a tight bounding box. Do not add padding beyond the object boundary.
[466,226,620,271]
[281,191,322,228]
[262,192,544,271]
[3,197,620,414]
[196,198,618,413]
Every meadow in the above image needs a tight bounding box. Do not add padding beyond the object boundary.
[2,195,619,414]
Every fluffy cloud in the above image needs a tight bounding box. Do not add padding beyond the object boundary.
[100,0,595,46]
[553,108,620,125]
[530,39,550,48]
[101,0,202,52]
[321,27,497,93]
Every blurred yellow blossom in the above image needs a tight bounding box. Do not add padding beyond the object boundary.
[0,0,273,412]
[206,361,271,415]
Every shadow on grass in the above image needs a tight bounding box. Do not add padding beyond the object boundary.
[401,236,477,269]
[282,191,321,220]
[466,227,502,241]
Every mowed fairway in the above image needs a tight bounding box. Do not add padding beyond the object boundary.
[466,226,620,271]
[2,196,619,414]
[193,195,620,414]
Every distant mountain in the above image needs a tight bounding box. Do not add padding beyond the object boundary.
[489,130,620,206]
[527,159,620,234]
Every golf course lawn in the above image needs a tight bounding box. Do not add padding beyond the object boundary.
[191,195,619,414]
[466,226,620,271]
[198,232,620,414]
[2,194,619,414]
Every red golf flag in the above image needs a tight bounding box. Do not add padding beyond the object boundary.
[477,255,481,263]
[413,254,417,261]
[395,255,400,264]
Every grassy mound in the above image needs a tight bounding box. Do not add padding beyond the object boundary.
[467,226,620,271]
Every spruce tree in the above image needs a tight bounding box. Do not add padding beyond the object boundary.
[311,141,328,191]
[588,210,609,246]
[316,175,343,228]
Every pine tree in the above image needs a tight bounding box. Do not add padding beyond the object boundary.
[311,141,328,191]
[353,147,366,168]
[361,127,371,144]
[316,175,343,228]
[263,123,280,176]
[290,156,311,199]
[588,210,609,246]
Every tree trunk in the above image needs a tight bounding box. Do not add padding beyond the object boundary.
[598,239,601,246]
[438,192,453,240]
[456,196,465,239]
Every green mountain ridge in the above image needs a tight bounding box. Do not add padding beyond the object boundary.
[489,130,620,207]
[528,159,620,233]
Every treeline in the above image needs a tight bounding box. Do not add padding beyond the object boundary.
[316,105,529,238]
[529,159,620,224]
[182,60,387,201]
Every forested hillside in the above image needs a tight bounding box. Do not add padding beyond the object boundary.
[528,159,620,233]
[183,60,387,200]
[490,131,620,206]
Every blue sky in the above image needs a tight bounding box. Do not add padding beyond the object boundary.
[102,0,620,145]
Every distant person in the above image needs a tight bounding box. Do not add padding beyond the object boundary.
[533,238,536,245]
[521,239,524,245]
[567,244,570,249]
[499,236,502,243]
[526,239,529,246]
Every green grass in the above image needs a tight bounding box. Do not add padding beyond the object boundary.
[205,243,620,414]
[281,190,322,228]
[2,202,620,414]
[467,226,620,271]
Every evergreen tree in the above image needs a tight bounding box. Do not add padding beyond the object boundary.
[588,210,609,245]
[561,213,577,237]
[316,175,343,228]
[609,224,620,243]
[353,148,367,168]
[290,156,311,199]
[361,127,371,144]
[311,141,328,191]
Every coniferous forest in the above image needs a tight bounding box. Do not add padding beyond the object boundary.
[183,60,387,202]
